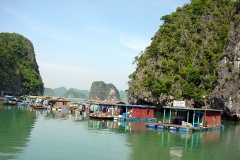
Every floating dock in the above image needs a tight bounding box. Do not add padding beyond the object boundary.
[146,123,224,132]
[116,117,157,122]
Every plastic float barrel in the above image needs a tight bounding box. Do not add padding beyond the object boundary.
[157,125,165,129]
[215,126,221,130]
[157,128,164,132]
[157,125,165,131]
[147,118,153,122]
[147,127,155,130]
[168,126,178,131]
[17,103,22,107]
[142,118,147,122]
[152,118,157,122]
[147,124,156,129]
[133,118,140,122]
[194,123,199,127]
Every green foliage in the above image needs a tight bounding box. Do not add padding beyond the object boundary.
[0,32,44,95]
[129,71,137,80]
[182,83,195,99]
[44,88,55,96]
[141,72,172,97]
[0,40,18,89]
[160,14,172,23]
[128,0,236,105]
[188,69,201,86]
[154,63,160,70]
[227,62,233,72]
[233,0,240,7]
[63,89,87,98]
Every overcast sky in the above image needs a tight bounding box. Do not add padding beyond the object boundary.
[0,0,190,91]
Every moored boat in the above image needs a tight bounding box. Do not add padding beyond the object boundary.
[89,114,115,120]
[3,95,18,105]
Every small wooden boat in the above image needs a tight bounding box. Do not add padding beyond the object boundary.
[3,95,18,105]
[89,115,115,120]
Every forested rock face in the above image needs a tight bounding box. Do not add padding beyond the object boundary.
[43,88,55,96]
[0,33,44,95]
[89,81,121,101]
[52,86,67,97]
[127,0,240,119]
[210,3,240,120]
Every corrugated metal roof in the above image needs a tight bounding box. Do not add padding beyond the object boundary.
[97,103,156,108]
[163,106,222,112]
[5,95,14,98]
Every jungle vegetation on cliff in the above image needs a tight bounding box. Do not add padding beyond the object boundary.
[0,33,44,95]
[128,0,239,107]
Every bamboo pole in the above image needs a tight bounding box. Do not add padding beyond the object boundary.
[163,108,166,123]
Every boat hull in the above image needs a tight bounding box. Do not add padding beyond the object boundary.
[89,115,114,120]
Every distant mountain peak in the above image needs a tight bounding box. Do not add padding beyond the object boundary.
[89,81,121,101]
[44,87,89,98]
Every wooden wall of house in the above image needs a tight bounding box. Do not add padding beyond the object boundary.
[132,108,154,118]
[204,111,221,126]
[55,101,70,108]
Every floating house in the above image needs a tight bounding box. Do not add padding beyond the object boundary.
[53,97,70,109]
[162,106,222,127]
[146,100,224,132]
[121,104,156,122]
[27,96,38,102]
[23,96,54,109]
[88,100,157,122]
[89,100,124,120]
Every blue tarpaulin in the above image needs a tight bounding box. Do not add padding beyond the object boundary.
[5,95,14,98]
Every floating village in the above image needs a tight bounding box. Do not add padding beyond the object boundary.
[2,95,224,133]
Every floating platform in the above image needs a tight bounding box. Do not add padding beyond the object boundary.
[146,123,224,132]
[116,118,157,122]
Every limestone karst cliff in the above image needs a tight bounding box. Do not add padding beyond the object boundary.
[0,32,44,95]
[89,81,121,101]
[127,0,240,120]
[209,5,240,120]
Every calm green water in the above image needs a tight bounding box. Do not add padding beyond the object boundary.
[0,102,240,160]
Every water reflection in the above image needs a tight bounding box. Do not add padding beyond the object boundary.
[43,110,69,119]
[1,105,239,160]
[0,105,36,159]
[85,119,150,134]
[170,146,183,160]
